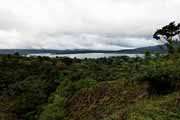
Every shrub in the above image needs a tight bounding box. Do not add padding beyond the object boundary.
[39,96,66,120]
[138,59,180,94]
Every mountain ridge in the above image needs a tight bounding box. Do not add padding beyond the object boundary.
[0,44,167,55]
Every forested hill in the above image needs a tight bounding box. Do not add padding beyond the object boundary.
[0,44,167,55]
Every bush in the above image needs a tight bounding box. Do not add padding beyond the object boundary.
[138,59,180,94]
[39,96,66,120]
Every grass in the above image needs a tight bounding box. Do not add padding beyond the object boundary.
[127,93,180,120]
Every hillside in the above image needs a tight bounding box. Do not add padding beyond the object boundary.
[1,51,180,120]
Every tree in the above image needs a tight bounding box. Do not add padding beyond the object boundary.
[153,22,180,53]
[153,21,180,42]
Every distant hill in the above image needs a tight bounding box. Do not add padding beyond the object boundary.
[116,44,167,54]
[0,44,167,55]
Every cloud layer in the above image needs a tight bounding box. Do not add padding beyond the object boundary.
[0,0,180,50]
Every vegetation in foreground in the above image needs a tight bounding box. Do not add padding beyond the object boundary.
[0,51,180,120]
[1,22,180,120]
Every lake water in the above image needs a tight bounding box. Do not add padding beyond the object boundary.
[26,53,144,59]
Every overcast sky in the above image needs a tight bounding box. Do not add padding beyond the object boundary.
[0,0,180,50]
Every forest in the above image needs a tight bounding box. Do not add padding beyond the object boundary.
[1,22,180,120]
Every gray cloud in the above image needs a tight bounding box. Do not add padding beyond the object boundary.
[0,0,180,50]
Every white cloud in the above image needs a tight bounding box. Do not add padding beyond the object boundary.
[0,0,179,50]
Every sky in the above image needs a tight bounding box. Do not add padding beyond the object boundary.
[0,0,180,50]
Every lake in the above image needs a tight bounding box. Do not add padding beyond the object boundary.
[26,53,144,59]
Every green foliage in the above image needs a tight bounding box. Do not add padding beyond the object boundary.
[0,55,60,120]
[144,50,152,61]
[39,96,66,120]
[1,51,180,120]
[127,93,180,120]
[38,77,97,120]
[136,56,180,94]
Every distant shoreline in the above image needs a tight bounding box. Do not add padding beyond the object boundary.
[25,53,144,59]
[0,44,166,55]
